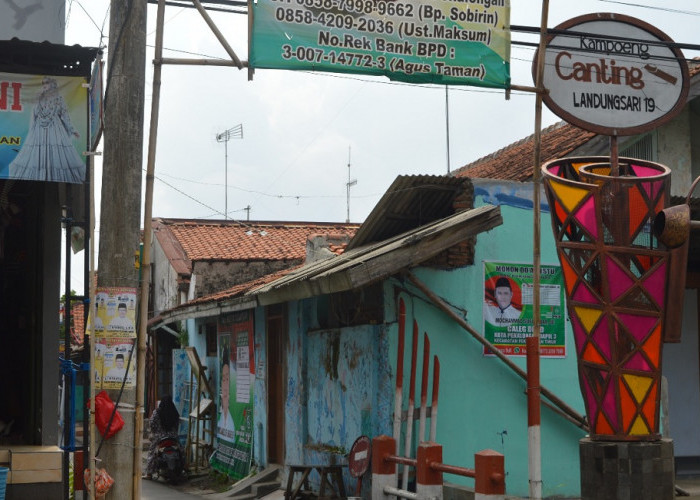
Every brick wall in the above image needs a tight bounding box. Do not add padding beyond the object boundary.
[425,179,476,269]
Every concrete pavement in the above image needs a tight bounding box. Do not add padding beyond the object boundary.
[142,478,205,499]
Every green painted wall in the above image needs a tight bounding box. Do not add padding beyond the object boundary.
[385,184,586,498]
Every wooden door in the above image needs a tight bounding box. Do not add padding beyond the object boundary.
[266,304,287,464]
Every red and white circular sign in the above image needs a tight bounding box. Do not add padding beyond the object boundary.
[535,13,689,135]
[348,435,371,478]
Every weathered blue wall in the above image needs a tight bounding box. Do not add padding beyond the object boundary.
[280,298,393,492]
[253,306,267,468]
[380,181,586,498]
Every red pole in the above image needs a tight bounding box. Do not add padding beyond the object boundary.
[430,356,440,442]
[418,333,430,443]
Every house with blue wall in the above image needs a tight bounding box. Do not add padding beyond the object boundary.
[158,175,591,497]
[155,59,700,499]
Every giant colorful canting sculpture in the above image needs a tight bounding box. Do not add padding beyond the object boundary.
[542,157,685,440]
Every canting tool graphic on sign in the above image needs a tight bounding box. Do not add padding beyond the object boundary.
[250,0,510,88]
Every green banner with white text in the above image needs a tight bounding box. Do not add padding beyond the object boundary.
[211,320,254,479]
[483,261,566,357]
[250,0,510,87]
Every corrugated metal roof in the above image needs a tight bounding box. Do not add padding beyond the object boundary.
[0,39,98,77]
[249,204,502,304]
[347,175,472,250]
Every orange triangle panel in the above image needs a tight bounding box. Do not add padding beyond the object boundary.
[559,251,579,296]
[628,186,648,237]
[554,199,568,225]
[583,343,606,365]
[595,412,614,435]
[549,179,590,213]
[642,324,663,370]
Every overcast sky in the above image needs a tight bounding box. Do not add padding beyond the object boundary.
[60,0,700,290]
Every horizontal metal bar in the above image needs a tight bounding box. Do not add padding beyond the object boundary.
[385,455,417,467]
[384,486,418,500]
[429,461,475,478]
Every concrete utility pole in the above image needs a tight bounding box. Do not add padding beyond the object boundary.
[97,0,147,497]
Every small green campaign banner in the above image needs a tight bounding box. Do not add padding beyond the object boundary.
[211,331,254,479]
[250,0,510,88]
[483,261,566,357]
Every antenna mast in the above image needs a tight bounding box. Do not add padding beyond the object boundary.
[215,123,243,220]
[346,146,357,223]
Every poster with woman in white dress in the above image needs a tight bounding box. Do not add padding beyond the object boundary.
[1,73,87,183]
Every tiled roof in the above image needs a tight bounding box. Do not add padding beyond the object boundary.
[154,219,360,263]
[454,59,700,182]
[170,265,302,310]
[452,121,596,182]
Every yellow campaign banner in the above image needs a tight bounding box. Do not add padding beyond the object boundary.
[95,338,136,390]
[94,287,137,338]
[89,287,137,389]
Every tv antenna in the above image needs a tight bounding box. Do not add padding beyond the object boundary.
[215,124,243,220]
[346,146,357,223]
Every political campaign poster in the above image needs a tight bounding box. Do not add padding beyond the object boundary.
[94,287,137,338]
[250,0,510,87]
[211,320,254,479]
[95,338,136,389]
[0,72,88,183]
[483,261,566,357]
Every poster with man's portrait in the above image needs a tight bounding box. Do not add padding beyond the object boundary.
[483,261,566,357]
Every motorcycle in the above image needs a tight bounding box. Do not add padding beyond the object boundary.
[153,436,186,482]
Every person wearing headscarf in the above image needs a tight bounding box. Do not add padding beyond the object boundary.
[144,395,181,478]
[10,76,86,183]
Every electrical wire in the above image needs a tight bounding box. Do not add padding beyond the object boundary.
[598,1,700,16]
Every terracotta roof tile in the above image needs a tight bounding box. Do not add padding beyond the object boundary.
[174,265,302,309]
[452,121,596,182]
[155,219,359,263]
[454,60,700,182]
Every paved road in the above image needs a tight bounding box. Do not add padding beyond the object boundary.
[141,479,203,499]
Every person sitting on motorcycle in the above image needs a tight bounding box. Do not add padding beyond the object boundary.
[144,395,181,479]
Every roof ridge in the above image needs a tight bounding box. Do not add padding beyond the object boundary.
[455,121,568,172]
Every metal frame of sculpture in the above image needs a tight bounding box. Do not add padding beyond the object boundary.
[542,156,677,441]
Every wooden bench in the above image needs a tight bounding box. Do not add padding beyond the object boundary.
[284,464,347,499]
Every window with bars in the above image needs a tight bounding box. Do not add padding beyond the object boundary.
[621,134,655,161]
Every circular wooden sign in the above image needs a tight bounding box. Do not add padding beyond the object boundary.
[534,13,689,135]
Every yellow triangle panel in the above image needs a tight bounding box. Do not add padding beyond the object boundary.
[630,415,651,435]
[549,179,590,213]
[574,306,602,334]
[623,374,653,404]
